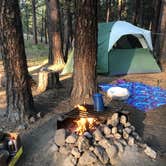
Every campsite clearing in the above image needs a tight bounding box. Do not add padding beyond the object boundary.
[0,71,166,166]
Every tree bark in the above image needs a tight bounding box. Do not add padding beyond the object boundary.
[37,70,61,92]
[44,8,48,44]
[25,4,29,40]
[106,0,111,22]
[151,0,162,44]
[139,0,144,27]
[118,0,122,20]
[40,10,44,43]
[46,0,64,65]
[32,0,38,44]
[155,0,166,71]
[63,0,73,62]
[133,0,140,25]
[71,0,97,105]
[0,0,34,123]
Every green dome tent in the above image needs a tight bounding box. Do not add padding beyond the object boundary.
[61,21,161,75]
[97,21,161,75]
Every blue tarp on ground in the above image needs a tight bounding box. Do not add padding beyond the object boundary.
[99,80,166,112]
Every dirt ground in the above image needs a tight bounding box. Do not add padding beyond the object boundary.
[0,71,166,166]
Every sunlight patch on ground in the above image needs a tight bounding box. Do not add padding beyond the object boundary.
[28,59,48,72]
[60,73,72,81]
[48,64,65,72]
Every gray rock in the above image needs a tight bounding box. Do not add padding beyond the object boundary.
[84,131,92,139]
[98,138,111,149]
[89,146,95,151]
[120,115,127,125]
[107,113,119,127]
[93,146,109,164]
[90,160,105,166]
[66,134,77,144]
[98,138,118,161]
[93,128,103,141]
[77,136,90,152]
[114,133,121,139]
[103,126,111,136]
[59,145,71,155]
[144,146,157,159]
[105,144,118,163]
[132,131,142,142]
[124,127,132,134]
[105,134,114,139]
[54,129,66,146]
[78,151,97,165]
[112,127,117,134]
[119,139,127,146]
[114,140,124,154]
[29,116,36,123]
[131,131,138,138]
[37,112,41,118]
[57,115,64,121]
[117,124,124,133]
[137,142,147,149]
[123,130,129,140]
[48,144,59,153]
[128,136,134,146]
[130,125,136,131]
[17,124,26,131]
[71,147,81,158]
[63,154,77,166]
[124,122,131,128]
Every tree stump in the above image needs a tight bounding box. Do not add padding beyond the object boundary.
[37,69,62,92]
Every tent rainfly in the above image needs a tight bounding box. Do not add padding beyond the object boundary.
[97,21,161,75]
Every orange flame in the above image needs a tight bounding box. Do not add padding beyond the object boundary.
[75,104,87,111]
[75,105,96,135]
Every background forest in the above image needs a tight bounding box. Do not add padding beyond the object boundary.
[20,0,165,67]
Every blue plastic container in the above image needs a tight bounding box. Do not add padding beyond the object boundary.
[93,93,104,112]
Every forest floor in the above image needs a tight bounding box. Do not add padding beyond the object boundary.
[0,42,166,165]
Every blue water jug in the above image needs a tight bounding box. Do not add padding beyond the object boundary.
[93,93,104,112]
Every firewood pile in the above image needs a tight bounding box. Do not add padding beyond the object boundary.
[53,113,157,166]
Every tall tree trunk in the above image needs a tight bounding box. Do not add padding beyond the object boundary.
[151,0,162,44]
[139,0,144,27]
[46,0,64,65]
[40,10,44,43]
[133,0,140,25]
[63,0,73,62]
[118,0,122,20]
[25,5,29,40]
[106,0,111,22]
[111,0,115,20]
[32,0,38,44]
[44,8,48,44]
[122,0,126,19]
[156,0,166,71]
[0,0,34,123]
[71,0,97,105]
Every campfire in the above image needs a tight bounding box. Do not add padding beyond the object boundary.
[74,105,98,135]
[54,104,157,166]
